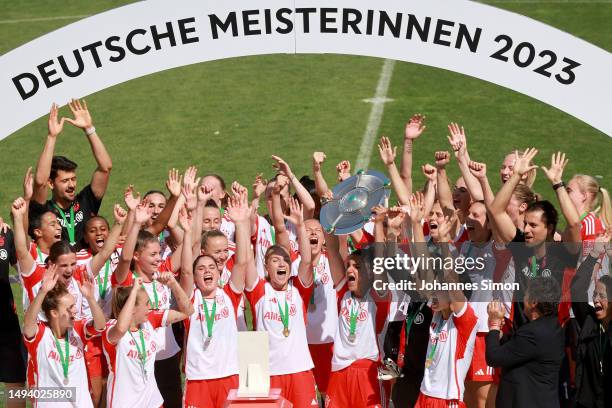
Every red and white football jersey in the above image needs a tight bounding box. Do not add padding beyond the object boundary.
[459,241,512,332]
[77,247,122,316]
[21,263,90,320]
[254,216,274,279]
[245,277,314,375]
[114,261,180,360]
[102,310,168,408]
[184,285,242,380]
[420,302,478,401]
[291,253,338,344]
[332,280,391,371]
[24,320,99,408]
[221,213,236,243]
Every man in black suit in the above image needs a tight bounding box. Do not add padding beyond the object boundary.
[485,277,565,408]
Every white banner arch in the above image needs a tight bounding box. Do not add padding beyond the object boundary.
[1,0,611,140]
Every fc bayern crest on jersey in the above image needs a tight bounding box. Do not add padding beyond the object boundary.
[415,312,425,325]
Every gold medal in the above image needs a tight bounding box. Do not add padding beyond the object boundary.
[348,333,356,343]
[283,327,290,337]
[425,359,432,368]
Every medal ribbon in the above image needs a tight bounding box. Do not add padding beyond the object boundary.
[142,281,160,309]
[398,303,425,368]
[349,297,359,337]
[529,256,547,278]
[130,329,147,377]
[310,266,318,305]
[54,204,76,245]
[36,246,45,263]
[202,298,217,337]
[426,316,447,366]
[277,295,289,333]
[98,260,110,299]
[54,331,70,383]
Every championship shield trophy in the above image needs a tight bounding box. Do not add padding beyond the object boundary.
[320,169,391,235]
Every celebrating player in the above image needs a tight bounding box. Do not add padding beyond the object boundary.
[102,273,192,408]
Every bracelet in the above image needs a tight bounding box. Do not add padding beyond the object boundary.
[552,181,565,191]
[85,126,96,136]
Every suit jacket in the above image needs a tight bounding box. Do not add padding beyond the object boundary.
[486,315,565,408]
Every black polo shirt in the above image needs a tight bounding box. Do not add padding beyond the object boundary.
[29,184,102,246]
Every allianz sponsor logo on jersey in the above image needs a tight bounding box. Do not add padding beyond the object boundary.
[196,296,230,321]
[127,332,157,359]
[48,335,84,362]
[339,299,368,322]
[263,304,298,322]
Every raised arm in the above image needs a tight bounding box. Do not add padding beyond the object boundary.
[147,168,181,235]
[63,99,112,200]
[400,114,427,194]
[22,166,33,235]
[409,192,434,296]
[541,152,581,245]
[77,270,107,331]
[490,149,539,243]
[192,183,213,258]
[435,151,455,216]
[270,175,291,253]
[438,215,466,312]
[114,203,151,285]
[10,197,34,274]
[251,174,267,216]
[272,155,315,220]
[228,191,256,291]
[421,164,437,217]
[447,123,483,201]
[378,136,410,205]
[23,265,59,339]
[90,205,126,275]
[312,152,331,197]
[468,161,495,205]
[107,279,141,344]
[324,232,346,287]
[121,185,140,236]
[33,104,64,204]
[284,197,313,287]
[178,206,194,294]
[157,272,194,324]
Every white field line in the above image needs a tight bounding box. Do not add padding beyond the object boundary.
[355,59,396,171]
[0,15,90,24]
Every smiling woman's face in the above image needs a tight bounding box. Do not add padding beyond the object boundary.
[195,256,220,295]
[265,249,291,290]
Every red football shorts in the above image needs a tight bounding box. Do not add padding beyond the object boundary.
[415,393,467,408]
[466,333,499,383]
[84,336,107,379]
[184,375,238,408]
[326,359,382,408]
[308,342,333,393]
[270,370,318,408]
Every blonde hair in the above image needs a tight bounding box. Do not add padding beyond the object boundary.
[508,150,537,188]
[111,286,147,319]
[570,174,611,227]
[512,184,537,206]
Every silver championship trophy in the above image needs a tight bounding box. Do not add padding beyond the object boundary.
[320,169,391,235]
